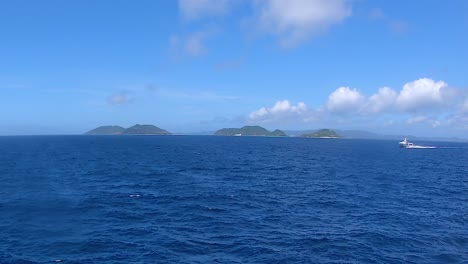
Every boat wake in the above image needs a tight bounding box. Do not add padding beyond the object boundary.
[405,145,436,149]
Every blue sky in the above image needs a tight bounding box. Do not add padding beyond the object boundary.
[1,0,468,136]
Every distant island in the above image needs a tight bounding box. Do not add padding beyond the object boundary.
[301,129,340,138]
[85,125,125,135]
[214,126,287,137]
[82,125,467,142]
[85,124,171,135]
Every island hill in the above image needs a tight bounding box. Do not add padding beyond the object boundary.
[300,129,340,138]
[85,124,171,135]
[214,126,287,137]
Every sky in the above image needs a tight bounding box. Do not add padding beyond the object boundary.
[1,0,468,137]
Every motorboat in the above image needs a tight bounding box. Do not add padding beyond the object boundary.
[399,138,409,148]
[399,138,416,148]
[399,138,435,149]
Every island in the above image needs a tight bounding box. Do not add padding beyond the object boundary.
[300,129,340,138]
[85,124,171,135]
[121,124,171,135]
[214,126,287,137]
[85,125,125,135]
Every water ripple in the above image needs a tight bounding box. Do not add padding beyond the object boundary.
[0,136,467,263]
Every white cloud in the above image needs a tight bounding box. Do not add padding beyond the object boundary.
[249,100,308,121]
[254,0,352,47]
[178,0,231,20]
[109,93,130,105]
[245,78,466,134]
[175,0,353,52]
[249,107,268,120]
[365,86,398,113]
[326,87,364,113]
[396,78,448,112]
[330,78,454,115]
[249,79,454,118]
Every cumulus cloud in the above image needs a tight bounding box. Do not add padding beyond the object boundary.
[365,87,398,113]
[361,78,457,114]
[249,100,308,121]
[332,78,453,114]
[326,87,364,113]
[250,78,456,119]
[245,78,466,133]
[254,0,352,47]
[178,0,231,20]
[396,78,448,112]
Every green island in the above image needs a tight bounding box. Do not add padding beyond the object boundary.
[85,124,171,135]
[301,129,340,138]
[214,126,287,137]
[85,125,125,135]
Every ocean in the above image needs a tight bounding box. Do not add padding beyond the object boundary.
[0,135,467,263]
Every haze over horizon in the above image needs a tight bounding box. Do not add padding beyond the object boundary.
[1,1,467,137]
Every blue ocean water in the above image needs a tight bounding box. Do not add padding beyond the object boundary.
[0,135,467,264]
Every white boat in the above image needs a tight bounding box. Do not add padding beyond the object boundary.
[399,138,416,148]
[398,138,410,148]
[399,138,435,149]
